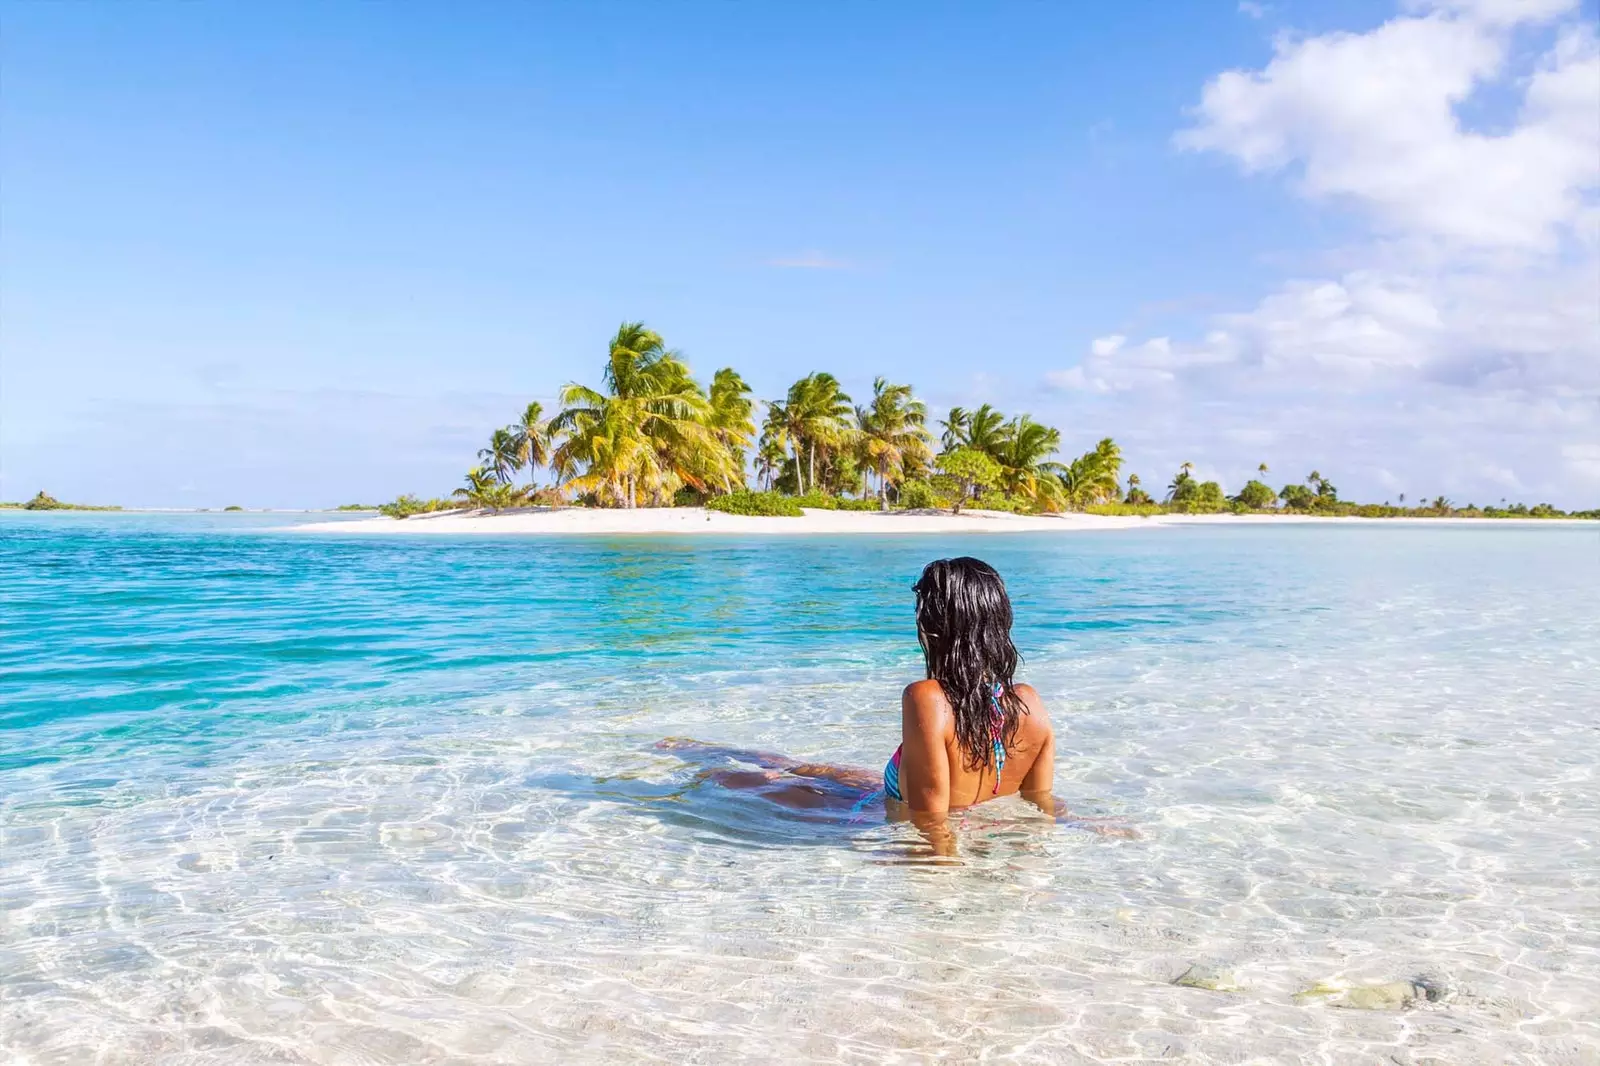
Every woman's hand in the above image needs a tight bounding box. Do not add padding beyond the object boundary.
[1022,790,1140,839]
[908,809,958,857]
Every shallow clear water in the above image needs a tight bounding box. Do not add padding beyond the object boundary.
[2,513,1597,1065]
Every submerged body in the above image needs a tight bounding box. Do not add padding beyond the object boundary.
[663,557,1130,849]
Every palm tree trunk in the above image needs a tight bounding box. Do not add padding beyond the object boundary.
[809,442,816,494]
[879,463,889,511]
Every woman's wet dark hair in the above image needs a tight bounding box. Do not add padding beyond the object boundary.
[912,557,1025,772]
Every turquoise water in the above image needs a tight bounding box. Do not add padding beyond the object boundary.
[2,513,1597,1064]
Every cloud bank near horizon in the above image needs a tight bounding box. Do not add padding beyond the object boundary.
[1047,0,1599,505]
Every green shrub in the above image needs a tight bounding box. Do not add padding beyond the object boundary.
[23,491,66,511]
[706,491,803,517]
[379,495,424,519]
[793,491,839,510]
[936,449,1002,512]
[1086,502,1166,517]
[1169,481,1226,514]
[835,496,882,511]
[973,491,1033,514]
[224,505,244,512]
[1233,479,1277,510]
[785,492,880,511]
[1279,483,1315,511]
[379,494,456,519]
[897,479,945,510]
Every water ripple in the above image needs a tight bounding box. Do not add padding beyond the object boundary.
[2,513,1598,1063]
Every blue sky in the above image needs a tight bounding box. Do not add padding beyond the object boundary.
[3,0,1596,507]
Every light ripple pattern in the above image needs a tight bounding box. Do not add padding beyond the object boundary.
[1,511,1597,1064]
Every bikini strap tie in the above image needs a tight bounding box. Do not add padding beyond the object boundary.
[989,682,1006,794]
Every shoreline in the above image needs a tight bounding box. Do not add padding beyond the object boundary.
[287,507,1600,536]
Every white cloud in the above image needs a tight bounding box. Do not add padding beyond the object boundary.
[1090,334,1126,356]
[1178,1,1598,249]
[1238,1,1269,19]
[1409,0,1579,25]
[1049,0,1600,506]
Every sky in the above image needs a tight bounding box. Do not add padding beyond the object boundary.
[2,0,1597,508]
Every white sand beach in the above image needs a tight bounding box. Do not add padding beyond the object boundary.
[293,506,1145,535]
[290,507,1595,536]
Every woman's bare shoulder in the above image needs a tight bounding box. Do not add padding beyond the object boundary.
[1012,683,1053,726]
[901,679,947,709]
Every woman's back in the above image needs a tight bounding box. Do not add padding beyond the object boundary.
[888,556,1057,818]
[895,678,1055,811]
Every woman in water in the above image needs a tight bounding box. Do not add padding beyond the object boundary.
[662,557,1125,850]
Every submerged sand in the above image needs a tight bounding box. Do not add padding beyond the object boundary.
[289,507,1594,536]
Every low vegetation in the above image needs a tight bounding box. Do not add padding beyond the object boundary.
[377,495,460,519]
[0,491,122,511]
[705,491,803,517]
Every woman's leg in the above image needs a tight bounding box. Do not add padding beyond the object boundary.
[660,738,883,806]
[656,737,802,771]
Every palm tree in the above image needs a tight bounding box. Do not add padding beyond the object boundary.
[548,400,644,507]
[855,377,932,510]
[956,404,1008,456]
[991,415,1065,510]
[939,407,969,451]
[762,398,802,492]
[1167,464,1196,503]
[453,467,526,511]
[1258,462,1269,479]
[754,431,785,491]
[769,373,853,494]
[550,322,727,507]
[757,402,791,491]
[1058,438,1123,508]
[706,368,756,493]
[507,402,552,489]
[479,428,520,485]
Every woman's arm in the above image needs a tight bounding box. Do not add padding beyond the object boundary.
[1016,697,1137,837]
[899,683,956,856]
[1019,710,1055,802]
[1018,687,1061,815]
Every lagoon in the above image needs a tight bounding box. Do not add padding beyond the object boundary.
[2,513,1597,1063]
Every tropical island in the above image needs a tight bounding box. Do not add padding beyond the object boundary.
[325,323,1593,530]
[0,491,122,512]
